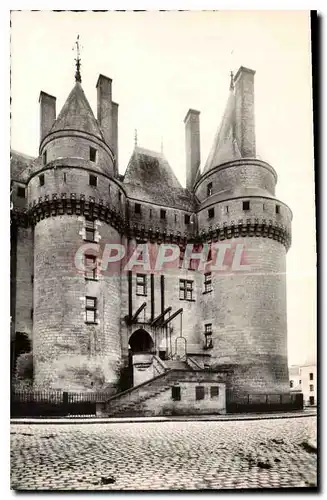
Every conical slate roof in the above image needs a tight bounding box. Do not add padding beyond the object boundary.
[203,88,241,174]
[49,82,104,140]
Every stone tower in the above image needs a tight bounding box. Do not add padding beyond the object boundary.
[31,66,124,391]
[194,67,292,396]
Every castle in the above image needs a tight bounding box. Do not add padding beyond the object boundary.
[10,55,294,415]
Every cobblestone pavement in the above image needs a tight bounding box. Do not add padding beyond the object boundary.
[11,416,317,490]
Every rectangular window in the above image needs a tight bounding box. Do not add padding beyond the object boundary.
[85,254,97,280]
[224,206,229,214]
[204,324,213,349]
[31,275,34,284]
[85,296,97,323]
[276,204,280,214]
[174,213,177,223]
[310,384,314,392]
[160,209,166,220]
[179,279,193,301]
[43,151,47,165]
[208,207,215,219]
[207,182,213,197]
[17,186,26,198]
[195,386,205,401]
[243,201,250,211]
[171,386,181,401]
[263,203,267,211]
[204,272,212,293]
[39,174,45,186]
[30,308,33,320]
[310,372,314,380]
[184,214,190,224]
[89,147,97,162]
[89,174,97,187]
[149,209,152,219]
[135,203,141,214]
[309,396,315,405]
[63,172,67,182]
[210,386,219,398]
[299,380,302,385]
[136,274,147,296]
[85,219,95,242]
[290,380,294,388]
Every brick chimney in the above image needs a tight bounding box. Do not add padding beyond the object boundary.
[96,74,112,147]
[39,91,56,144]
[184,109,200,191]
[234,66,256,157]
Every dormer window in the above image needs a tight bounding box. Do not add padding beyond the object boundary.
[89,147,97,162]
[207,182,213,197]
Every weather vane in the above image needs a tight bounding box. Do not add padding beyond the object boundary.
[73,34,82,83]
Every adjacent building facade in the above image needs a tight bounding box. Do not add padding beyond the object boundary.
[10,60,294,414]
[289,364,317,407]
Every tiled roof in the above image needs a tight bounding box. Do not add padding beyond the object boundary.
[123,147,194,211]
[49,82,104,140]
[202,89,241,174]
[11,150,36,182]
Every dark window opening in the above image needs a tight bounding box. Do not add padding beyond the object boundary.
[310,372,314,380]
[174,213,177,223]
[136,274,147,296]
[208,207,214,219]
[276,204,280,214]
[290,380,294,388]
[63,172,67,182]
[149,209,152,219]
[89,147,97,162]
[85,296,97,323]
[31,275,34,284]
[43,151,47,165]
[30,309,33,320]
[195,386,205,401]
[39,174,44,186]
[184,214,190,224]
[207,182,213,197]
[17,186,26,198]
[179,279,194,301]
[243,201,250,211]
[85,254,97,280]
[135,203,141,214]
[310,384,314,392]
[172,386,181,401]
[309,396,315,405]
[129,329,154,354]
[89,174,97,187]
[160,209,166,220]
[210,386,219,398]
[204,272,212,293]
[85,219,95,242]
[225,206,229,214]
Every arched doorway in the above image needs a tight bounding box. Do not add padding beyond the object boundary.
[129,329,154,354]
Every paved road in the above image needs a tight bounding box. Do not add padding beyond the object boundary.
[10,416,317,490]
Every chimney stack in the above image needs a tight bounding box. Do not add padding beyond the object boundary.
[234,66,256,157]
[184,109,200,191]
[96,74,113,147]
[39,91,56,144]
[111,102,119,171]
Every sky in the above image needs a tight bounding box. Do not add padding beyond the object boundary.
[10,10,316,366]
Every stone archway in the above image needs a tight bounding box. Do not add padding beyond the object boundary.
[129,329,154,354]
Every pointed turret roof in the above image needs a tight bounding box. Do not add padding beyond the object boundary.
[49,82,104,140]
[202,82,241,174]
